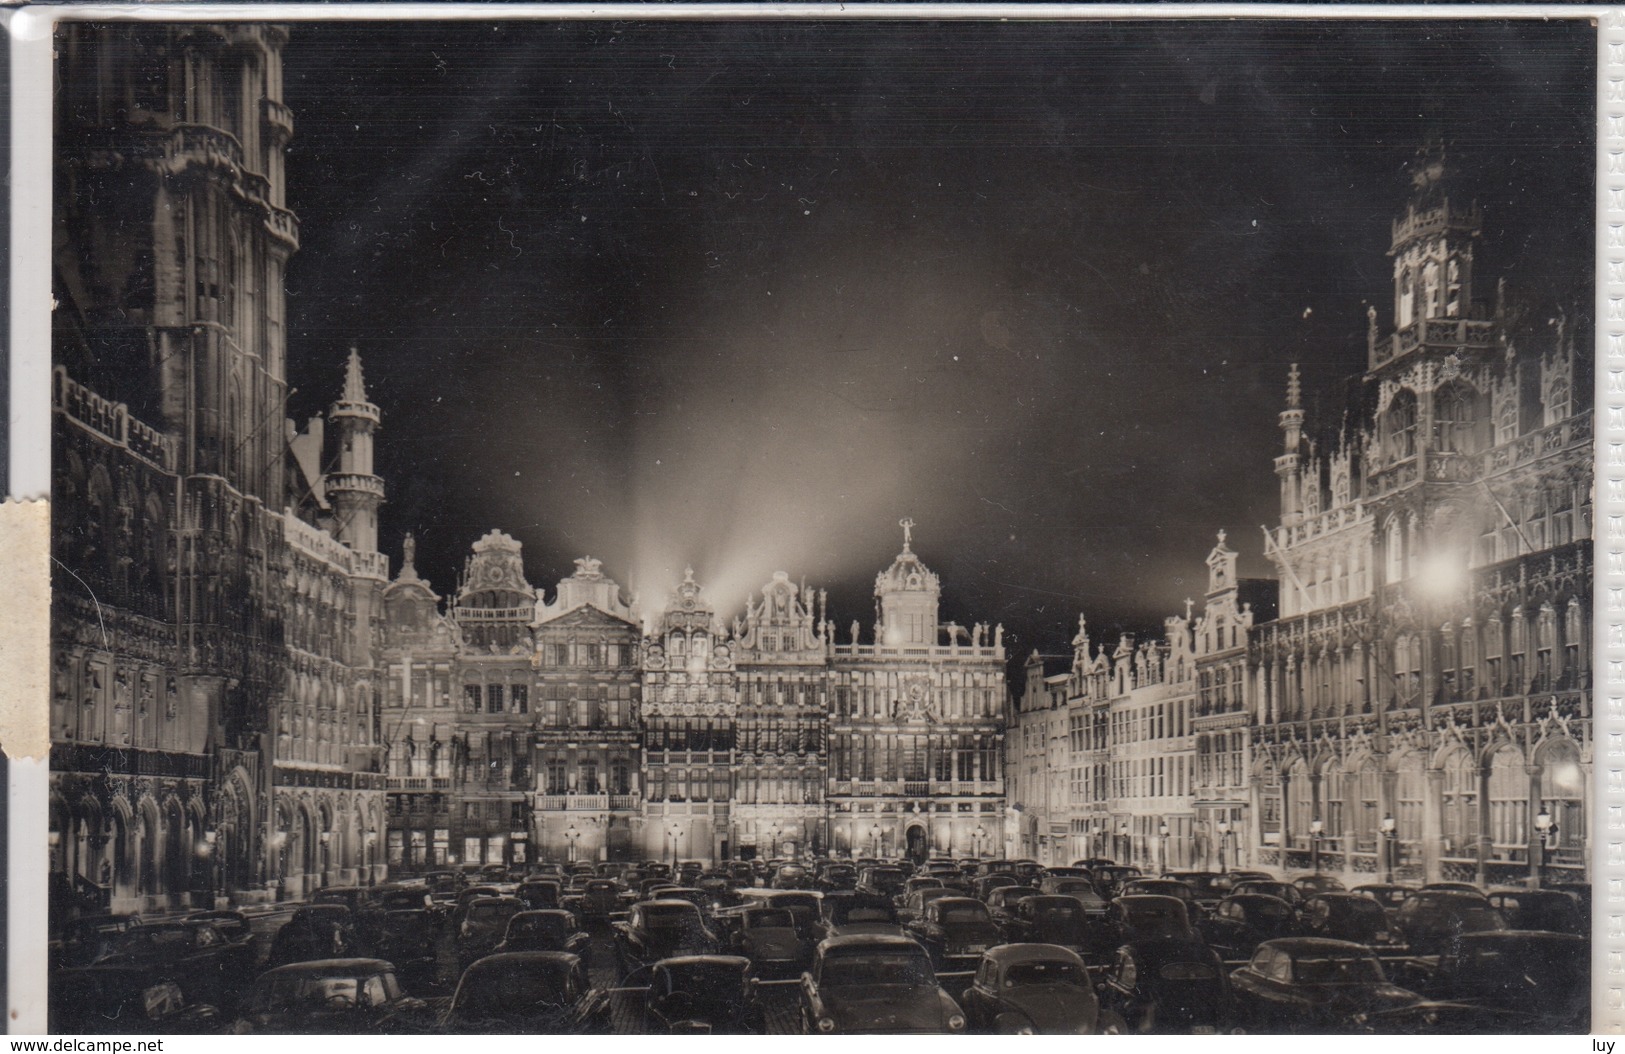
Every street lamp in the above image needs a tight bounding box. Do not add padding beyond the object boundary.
[1309,818,1324,875]
[1216,819,1231,873]
[1158,821,1170,874]
[1117,823,1129,865]
[1380,814,1398,884]
[973,825,986,859]
[871,824,882,858]
[769,824,781,859]
[1534,807,1555,888]
[565,823,580,864]
[668,821,682,867]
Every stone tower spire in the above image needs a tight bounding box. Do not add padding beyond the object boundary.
[326,344,384,555]
[1275,364,1305,527]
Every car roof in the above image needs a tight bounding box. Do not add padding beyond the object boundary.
[655,955,751,969]
[1254,937,1375,956]
[819,934,928,952]
[260,958,396,976]
[463,951,580,969]
[984,943,1086,965]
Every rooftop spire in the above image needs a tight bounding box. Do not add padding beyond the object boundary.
[1286,363,1301,410]
[343,344,369,403]
[898,516,915,553]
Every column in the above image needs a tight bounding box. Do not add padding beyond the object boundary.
[1422,767,1444,883]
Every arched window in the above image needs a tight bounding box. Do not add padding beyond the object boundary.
[1488,744,1527,853]
[1440,748,1478,858]
[1538,738,1584,853]
[1423,261,1441,318]
[1354,758,1381,851]
[1398,268,1415,328]
[1385,517,1406,585]
[1394,754,1424,844]
[1433,381,1477,454]
[1386,389,1418,461]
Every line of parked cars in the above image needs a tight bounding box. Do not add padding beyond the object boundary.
[47,854,1591,1034]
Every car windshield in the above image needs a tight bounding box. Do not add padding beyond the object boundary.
[661,962,748,994]
[832,901,896,925]
[1032,904,1084,926]
[644,905,702,928]
[942,905,990,925]
[746,909,795,929]
[508,915,568,941]
[253,972,401,1012]
[1005,960,1086,988]
[1463,941,1584,986]
[820,953,936,988]
[1292,954,1385,985]
[1051,880,1094,894]
[469,902,521,921]
[454,962,574,1016]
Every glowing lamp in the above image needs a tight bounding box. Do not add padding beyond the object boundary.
[1310,819,1324,836]
[1534,808,1553,833]
[1379,815,1396,835]
[1415,549,1466,600]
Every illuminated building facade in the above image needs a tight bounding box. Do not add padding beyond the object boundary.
[1248,152,1592,886]
[50,24,387,916]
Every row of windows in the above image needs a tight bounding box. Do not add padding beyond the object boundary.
[1109,698,1193,745]
[827,734,999,783]
[1110,754,1192,800]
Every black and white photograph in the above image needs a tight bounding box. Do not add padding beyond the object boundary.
[40,11,1596,1035]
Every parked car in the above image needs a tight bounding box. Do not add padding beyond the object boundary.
[493,909,590,956]
[51,913,143,971]
[856,866,908,899]
[798,934,967,1034]
[1299,893,1395,947]
[1097,937,1236,1034]
[961,944,1106,1034]
[1162,871,1230,911]
[985,884,1042,929]
[1210,870,1274,896]
[1392,890,1507,955]
[377,909,441,992]
[730,906,811,977]
[817,864,859,892]
[1484,889,1587,936]
[455,896,526,967]
[816,893,906,941]
[78,919,257,1008]
[1229,938,1424,1033]
[230,958,429,1034]
[645,955,767,1033]
[613,900,722,976]
[185,909,257,949]
[1351,883,1418,922]
[1002,895,1103,958]
[1199,894,1300,959]
[905,897,1003,969]
[441,951,610,1033]
[50,974,219,1034]
[1112,895,1197,943]
[516,879,563,911]
[266,905,358,969]
[1291,873,1347,895]
[1420,881,1484,895]
[773,864,813,890]
[1037,876,1110,915]
[449,885,505,930]
[1227,879,1304,909]
[1090,865,1143,898]
[1397,930,1588,1033]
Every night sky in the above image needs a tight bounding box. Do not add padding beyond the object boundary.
[277,17,1594,665]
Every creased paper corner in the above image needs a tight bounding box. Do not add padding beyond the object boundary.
[0,498,50,761]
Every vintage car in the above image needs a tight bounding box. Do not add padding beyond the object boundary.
[1161,871,1230,911]
[1392,890,1507,955]
[1089,865,1144,898]
[1484,889,1587,936]
[1291,874,1347,895]
[1037,877,1110,916]
[448,885,505,929]
[905,897,1003,969]
[441,951,610,1033]
[1011,860,1046,885]
[1199,894,1300,959]
[971,873,1023,901]
[1097,937,1236,1034]
[266,905,359,968]
[1226,879,1304,909]
[816,864,860,893]
[455,896,527,967]
[185,909,257,948]
[50,913,144,971]
[516,879,564,911]
[897,886,960,927]
[1210,870,1275,896]
[644,955,767,1034]
[772,864,814,890]
[960,944,1106,1034]
[1112,895,1198,943]
[1351,883,1418,920]
[1229,937,1424,1033]
[1397,930,1588,1033]
[985,884,1043,929]
[230,958,429,1034]
[1001,895,1104,957]
[76,919,257,1009]
[896,875,945,902]
[729,906,811,977]
[798,934,967,1034]
[493,909,591,956]
[377,909,441,992]
[1419,881,1484,894]
[49,974,219,1034]
[816,892,907,941]
[856,866,908,899]
[613,899,722,976]
[1299,893,1395,946]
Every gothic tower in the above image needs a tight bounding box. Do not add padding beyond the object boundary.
[875,518,942,647]
[325,347,384,554]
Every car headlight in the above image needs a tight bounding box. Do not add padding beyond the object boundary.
[947,1013,966,1031]
[1016,1024,1035,1036]
[817,1016,836,1033]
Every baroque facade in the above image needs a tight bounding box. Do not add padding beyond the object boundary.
[378,526,1009,868]
[50,24,386,917]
